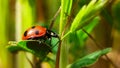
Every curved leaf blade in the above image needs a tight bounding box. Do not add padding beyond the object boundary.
[7,40,51,59]
[67,48,111,68]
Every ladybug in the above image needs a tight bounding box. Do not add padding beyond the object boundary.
[22,25,59,59]
[22,26,59,42]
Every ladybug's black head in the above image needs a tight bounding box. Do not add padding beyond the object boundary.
[46,30,58,38]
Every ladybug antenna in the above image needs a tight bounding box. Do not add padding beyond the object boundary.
[49,6,61,30]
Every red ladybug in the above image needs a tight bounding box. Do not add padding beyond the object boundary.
[22,26,58,41]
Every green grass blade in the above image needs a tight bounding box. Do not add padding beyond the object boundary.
[59,0,73,68]
[59,0,73,36]
[70,5,86,32]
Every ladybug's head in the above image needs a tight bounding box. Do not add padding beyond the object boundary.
[46,29,59,38]
[22,26,47,40]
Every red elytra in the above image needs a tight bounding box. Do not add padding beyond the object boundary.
[22,26,47,40]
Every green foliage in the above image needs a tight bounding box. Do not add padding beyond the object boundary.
[70,5,86,32]
[59,0,73,35]
[62,0,108,40]
[7,41,51,60]
[59,0,109,68]
[67,48,111,68]
[59,0,73,68]
[6,0,114,68]
[69,16,100,59]
[7,45,23,52]
[77,16,100,46]
[51,38,59,54]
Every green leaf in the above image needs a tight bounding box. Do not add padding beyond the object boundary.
[62,0,108,40]
[70,5,86,32]
[59,1,73,67]
[51,38,59,54]
[67,48,111,68]
[70,0,108,32]
[59,0,73,35]
[77,16,100,46]
[67,17,100,60]
[64,0,73,15]
[7,40,51,59]
[70,0,97,32]
[7,46,24,53]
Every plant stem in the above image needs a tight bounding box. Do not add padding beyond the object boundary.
[59,0,73,67]
[49,6,61,30]
[61,31,71,40]
[25,53,35,68]
[59,0,65,36]
[59,39,69,68]
[55,40,61,68]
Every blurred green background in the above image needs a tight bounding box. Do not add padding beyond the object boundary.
[0,0,120,68]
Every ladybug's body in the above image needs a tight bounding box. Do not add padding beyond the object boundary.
[22,26,58,41]
[22,25,59,59]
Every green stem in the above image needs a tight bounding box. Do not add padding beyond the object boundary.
[59,0,65,36]
[59,39,69,68]
[61,31,71,40]
[59,0,73,67]
[55,40,61,68]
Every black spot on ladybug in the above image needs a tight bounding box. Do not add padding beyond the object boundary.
[35,30,39,35]
[31,26,35,29]
[24,31,28,36]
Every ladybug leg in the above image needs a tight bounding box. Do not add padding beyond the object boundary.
[51,40,60,48]
[38,40,42,44]
[28,37,46,44]
[47,37,52,46]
